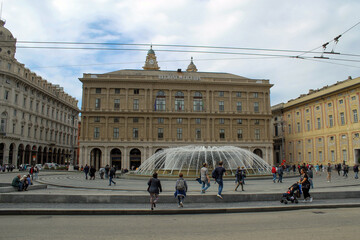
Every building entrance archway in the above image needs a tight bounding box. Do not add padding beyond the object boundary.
[253,149,263,158]
[90,148,102,170]
[110,148,121,170]
[130,148,141,170]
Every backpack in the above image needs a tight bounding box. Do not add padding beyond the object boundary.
[212,169,218,179]
[176,179,185,191]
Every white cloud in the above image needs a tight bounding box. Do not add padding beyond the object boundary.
[3,0,360,108]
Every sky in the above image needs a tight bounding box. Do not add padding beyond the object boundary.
[3,0,360,109]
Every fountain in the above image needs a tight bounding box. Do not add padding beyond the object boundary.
[135,145,271,177]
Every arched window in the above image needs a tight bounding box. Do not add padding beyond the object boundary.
[193,92,203,111]
[155,91,166,111]
[175,91,184,111]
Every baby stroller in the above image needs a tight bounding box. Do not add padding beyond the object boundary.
[280,183,301,204]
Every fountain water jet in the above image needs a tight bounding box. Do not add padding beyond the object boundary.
[135,145,271,177]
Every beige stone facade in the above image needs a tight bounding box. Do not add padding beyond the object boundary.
[0,20,80,167]
[279,76,360,166]
[79,49,273,170]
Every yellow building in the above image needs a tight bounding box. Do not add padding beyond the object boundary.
[79,48,273,170]
[281,76,360,166]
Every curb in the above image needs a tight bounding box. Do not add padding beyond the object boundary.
[1,203,360,215]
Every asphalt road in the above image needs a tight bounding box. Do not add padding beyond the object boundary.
[1,208,359,240]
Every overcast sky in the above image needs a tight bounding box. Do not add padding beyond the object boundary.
[3,0,360,108]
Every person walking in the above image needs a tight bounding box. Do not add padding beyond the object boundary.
[343,164,349,178]
[84,164,89,180]
[271,166,277,183]
[212,161,226,199]
[299,168,312,202]
[174,173,188,208]
[89,166,96,180]
[34,166,39,180]
[105,164,110,179]
[354,164,359,179]
[235,166,246,191]
[29,166,34,180]
[147,172,162,210]
[337,163,341,176]
[277,165,283,183]
[307,166,314,189]
[200,163,210,193]
[109,166,116,186]
[326,163,332,182]
[99,167,105,179]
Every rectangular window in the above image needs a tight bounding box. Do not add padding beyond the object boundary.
[219,91,224,97]
[28,127,31,137]
[195,118,201,124]
[177,128,182,140]
[95,88,101,94]
[297,122,300,132]
[342,149,347,163]
[219,129,225,139]
[340,112,345,125]
[255,129,260,140]
[0,119,6,133]
[328,103,332,107]
[339,99,343,104]
[319,151,323,162]
[253,92,258,98]
[133,117,139,123]
[307,120,310,131]
[95,98,101,109]
[113,128,119,139]
[4,90,9,100]
[175,98,184,111]
[298,152,302,162]
[196,128,201,140]
[15,94,18,104]
[255,119,260,125]
[353,109,358,123]
[237,129,243,139]
[13,109,17,116]
[115,88,120,94]
[288,124,292,134]
[254,102,259,113]
[219,118,224,124]
[329,115,333,127]
[237,119,242,124]
[317,118,321,129]
[193,99,203,111]
[219,101,224,112]
[351,96,356,101]
[133,128,138,139]
[134,89,139,94]
[94,117,100,123]
[308,152,312,162]
[331,150,335,162]
[177,118,183,124]
[21,126,24,136]
[236,92,241,97]
[133,99,139,110]
[158,128,163,139]
[157,118,163,124]
[114,99,120,109]
[114,117,119,123]
[155,98,165,111]
[12,123,16,134]
[236,102,242,112]
[94,127,100,139]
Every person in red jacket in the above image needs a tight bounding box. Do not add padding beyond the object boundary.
[272,166,277,183]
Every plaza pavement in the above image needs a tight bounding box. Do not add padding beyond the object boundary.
[0,169,359,214]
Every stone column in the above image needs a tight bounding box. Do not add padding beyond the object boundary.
[125,88,129,110]
[12,147,18,166]
[3,144,9,165]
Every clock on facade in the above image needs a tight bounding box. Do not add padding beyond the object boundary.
[149,59,154,64]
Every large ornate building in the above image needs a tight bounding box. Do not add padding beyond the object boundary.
[0,20,80,167]
[79,48,273,169]
[273,76,360,166]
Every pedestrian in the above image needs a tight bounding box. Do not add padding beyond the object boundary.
[271,166,277,183]
[12,174,23,191]
[337,163,341,176]
[29,166,34,180]
[353,164,359,179]
[109,166,116,186]
[200,163,210,193]
[89,166,96,180]
[343,164,349,178]
[212,161,226,199]
[307,166,314,189]
[99,167,105,179]
[147,172,162,210]
[299,168,312,202]
[84,164,89,180]
[277,165,283,183]
[315,164,320,175]
[34,166,39,180]
[235,166,246,191]
[326,163,332,182]
[105,164,110,179]
[174,173,188,208]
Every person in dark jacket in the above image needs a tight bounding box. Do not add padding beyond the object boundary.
[12,174,23,191]
[354,164,359,179]
[147,172,162,210]
[109,166,116,186]
[105,164,110,179]
[235,166,246,191]
[299,168,312,202]
[84,164,89,180]
[89,166,96,180]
